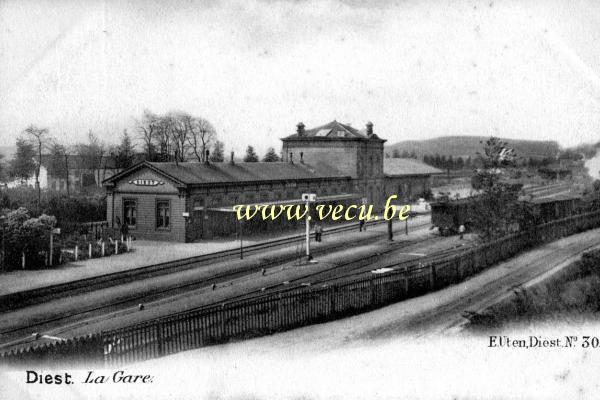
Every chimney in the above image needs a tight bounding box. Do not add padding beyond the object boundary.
[289,152,293,164]
[205,149,210,164]
[366,121,374,137]
[297,122,305,136]
[230,151,235,164]
[300,152,304,163]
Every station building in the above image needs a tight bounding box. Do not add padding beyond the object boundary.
[104,120,441,242]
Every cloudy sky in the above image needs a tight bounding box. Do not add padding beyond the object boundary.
[1,0,600,154]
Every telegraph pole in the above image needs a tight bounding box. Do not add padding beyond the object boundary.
[302,193,316,262]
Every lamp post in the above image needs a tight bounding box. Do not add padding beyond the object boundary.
[302,193,317,262]
[182,212,190,243]
[239,220,243,260]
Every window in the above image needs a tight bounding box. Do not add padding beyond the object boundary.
[123,199,137,227]
[156,200,170,229]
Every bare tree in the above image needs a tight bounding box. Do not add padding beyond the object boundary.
[48,141,71,195]
[74,131,105,188]
[23,125,51,204]
[166,112,191,165]
[136,109,160,161]
[135,110,218,164]
[187,117,216,163]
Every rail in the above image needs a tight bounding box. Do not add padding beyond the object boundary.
[0,218,391,312]
[3,210,600,366]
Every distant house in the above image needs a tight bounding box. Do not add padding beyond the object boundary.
[5,165,49,189]
[41,154,135,193]
[383,158,443,202]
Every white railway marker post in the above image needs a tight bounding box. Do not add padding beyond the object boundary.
[302,193,317,263]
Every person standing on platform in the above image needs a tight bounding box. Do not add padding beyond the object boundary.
[120,219,129,242]
[314,222,323,242]
[459,224,465,240]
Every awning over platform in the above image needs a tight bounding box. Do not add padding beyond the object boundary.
[207,193,362,213]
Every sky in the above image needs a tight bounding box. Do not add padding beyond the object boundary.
[1,0,600,155]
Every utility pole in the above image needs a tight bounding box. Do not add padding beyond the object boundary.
[302,193,317,262]
[239,220,243,260]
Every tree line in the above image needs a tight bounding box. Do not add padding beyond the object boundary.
[0,110,288,196]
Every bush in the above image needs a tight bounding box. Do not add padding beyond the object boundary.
[3,207,57,270]
[0,187,106,224]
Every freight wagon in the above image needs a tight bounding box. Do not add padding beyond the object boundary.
[431,192,582,235]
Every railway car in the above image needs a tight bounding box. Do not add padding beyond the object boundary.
[522,193,582,224]
[431,192,582,235]
[430,198,476,236]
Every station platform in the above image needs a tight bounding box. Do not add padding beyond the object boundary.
[0,215,433,297]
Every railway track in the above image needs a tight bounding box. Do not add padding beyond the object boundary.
[31,233,464,341]
[215,238,478,306]
[0,217,419,312]
[0,220,433,347]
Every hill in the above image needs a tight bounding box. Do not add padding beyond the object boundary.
[387,136,560,160]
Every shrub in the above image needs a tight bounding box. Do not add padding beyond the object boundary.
[3,207,57,270]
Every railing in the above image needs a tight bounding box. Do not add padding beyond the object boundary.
[58,220,110,239]
[3,210,600,367]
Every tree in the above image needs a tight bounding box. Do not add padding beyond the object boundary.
[392,149,400,158]
[244,146,259,162]
[74,131,105,188]
[210,140,225,162]
[401,150,410,158]
[48,142,70,195]
[456,156,465,170]
[135,110,218,164]
[10,138,36,184]
[470,137,523,240]
[114,130,135,169]
[23,125,50,203]
[262,147,280,162]
[447,155,454,170]
[187,116,216,163]
[0,153,5,182]
[136,109,160,161]
[409,150,417,159]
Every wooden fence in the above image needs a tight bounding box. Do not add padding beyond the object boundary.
[3,210,600,367]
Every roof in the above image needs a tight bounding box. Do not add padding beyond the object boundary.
[207,193,361,212]
[384,158,443,176]
[104,161,351,186]
[282,120,386,142]
[522,192,581,204]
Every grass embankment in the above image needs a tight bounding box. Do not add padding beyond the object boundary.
[465,249,600,331]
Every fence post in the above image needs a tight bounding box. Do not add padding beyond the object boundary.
[115,241,118,255]
[370,277,375,305]
[156,322,163,357]
[21,252,25,269]
[330,286,336,315]
[101,242,105,257]
[89,243,92,259]
[75,246,78,261]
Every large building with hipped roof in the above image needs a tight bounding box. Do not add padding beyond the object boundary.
[103,120,441,242]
